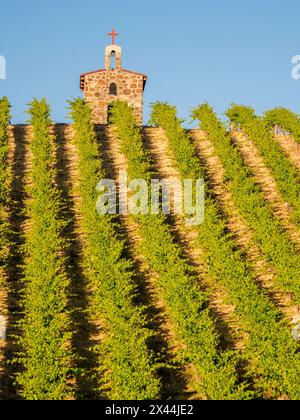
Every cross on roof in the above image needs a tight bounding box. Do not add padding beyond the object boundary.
[107,28,119,45]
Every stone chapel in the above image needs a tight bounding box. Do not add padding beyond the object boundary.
[80,29,147,125]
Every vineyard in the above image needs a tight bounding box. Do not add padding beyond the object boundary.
[0,96,300,400]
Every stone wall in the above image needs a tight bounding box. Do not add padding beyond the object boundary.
[82,69,145,125]
[81,42,147,125]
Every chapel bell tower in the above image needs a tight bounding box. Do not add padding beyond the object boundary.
[80,29,147,125]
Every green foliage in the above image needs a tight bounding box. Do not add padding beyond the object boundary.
[110,100,249,400]
[0,97,11,203]
[68,98,160,400]
[0,97,11,289]
[227,104,300,226]
[193,104,300,304]
[110,101,153,181]
[150,103,202,180]
[264,107,300,143]
[151,101,300,400]
[16,98,73,400]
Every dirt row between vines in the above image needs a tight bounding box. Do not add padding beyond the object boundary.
[53,125,102,399]
[2,123,299,400]
[142,127,246,350]
[190,129,299,323]
[273,131,300,173]
[1,124,105,400]
[231,129,300,251]
[96,125,199,400]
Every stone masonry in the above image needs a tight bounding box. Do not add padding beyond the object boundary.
[80,43,147,125]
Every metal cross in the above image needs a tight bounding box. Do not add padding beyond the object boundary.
[107,28,119,45]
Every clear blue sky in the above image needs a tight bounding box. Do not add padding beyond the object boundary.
[1,0,300,125]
